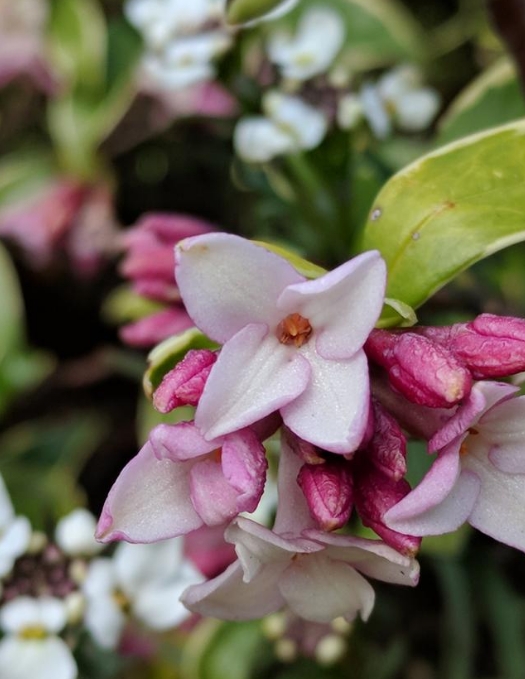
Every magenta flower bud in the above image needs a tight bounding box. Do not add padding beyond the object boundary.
[120,308,195,348]
[365,329,472,408]
[153,349,218,413]
[367,399,407,481]
[297,460,353,531]
[282,427,325,465]
[418,313,525,379]
[354,466,421,556]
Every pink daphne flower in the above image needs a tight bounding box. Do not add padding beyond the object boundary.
[175,233,386,453]
[181,440,419,623]
[385,381,525,551]
[96,421,267,543]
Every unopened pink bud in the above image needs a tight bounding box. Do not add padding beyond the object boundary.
[354,466,421,556]
[367,400,407,481]
[366,329,472,408]
[297,460,353,531]
[120,308,194,348]
[153,349,217,413]
[419,314,525,379]
[282,427,325,465]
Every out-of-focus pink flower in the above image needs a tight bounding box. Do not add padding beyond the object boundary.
[119,213,216,347]
[0,0,56,92]
[366,328,472,408]
[0,179,118,273]
[183,524,237,579]
[416,314,525,379]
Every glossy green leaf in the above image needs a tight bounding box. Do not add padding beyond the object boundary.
[438,58,525,145]
[359,120,525,323]
[253,240,327,278]
[0,243,24,363]
[144,328,219,397]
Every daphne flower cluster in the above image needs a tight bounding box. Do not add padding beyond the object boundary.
[99,230,525,628]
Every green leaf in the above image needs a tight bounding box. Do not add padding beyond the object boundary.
[144,328,219,397]
[0,150,55,208]
[226,0,291,24]
[0,243,24,363]
[359,120,525,322]
[48,0,106,93]
[253,240,327,278]
[438,58,525,145]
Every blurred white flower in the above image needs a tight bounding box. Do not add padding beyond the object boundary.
[0,596,76,679]
[55,509,103,558]
[268,6,345,81]
[82,538,201,649]
[361,65,441,138]
[126,0,223,48]
[0,475,31,578]
[142,31,232,90]
[234,91,327,162]
[337,93,363,130]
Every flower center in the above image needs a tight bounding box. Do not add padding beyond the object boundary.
[19,625,47,640]
[459,428,479,456]
[277,313,313,348]
[112,588,132,614]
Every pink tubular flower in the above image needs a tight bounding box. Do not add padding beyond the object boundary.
[297,460,354,531]
[175,233,386,453]
[181,441,419,623]
[365,329,472,408]
[96,422,267,543]
[384,381,525,551]
[416,313,525,379]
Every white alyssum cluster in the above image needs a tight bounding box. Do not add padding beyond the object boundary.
[125,0,232,90]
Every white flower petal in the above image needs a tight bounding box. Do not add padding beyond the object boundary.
[55,509,101,557]
[361,83,391,138]
[281,348,370,454]
[0,637,77,679]
[234,117,294,162]
[264,91,327,149]
[280,553,375,622]
[395,89,440,131]
[114,539,184,592]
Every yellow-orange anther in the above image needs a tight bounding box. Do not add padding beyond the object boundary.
[277,313,313,348]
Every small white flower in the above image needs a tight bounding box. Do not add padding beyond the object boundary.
[337,93,363,130]
[0,475,31,578]
[267,6,345,81]
[361,64,440,138]
[0,596,77,679]
[55,509,103,558]
[82,538,201,649]
[234,91,327,162]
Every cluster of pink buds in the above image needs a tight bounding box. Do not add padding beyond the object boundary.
[118,213,216,347]
[98,232,525,627]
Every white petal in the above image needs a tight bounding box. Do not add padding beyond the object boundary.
[0,597,66,635]
[0,475,15,529]
[55,509,101,557]
[181,560,286,620]
[465,444,525,552]
[84,598,125,649]
[280,553,375,622]
[175,232,304,342]
[114,539,184,592]
[234,117,294,162]
[0,516,31,576]
[277,250,386,360]
[264,92,327,150]
[281,348,370,454]
[195,324,310,440]
[361,83,391,138]
[0,637,77,679]
[395,89,440,131]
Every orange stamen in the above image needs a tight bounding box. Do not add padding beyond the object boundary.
[277,313,313,348]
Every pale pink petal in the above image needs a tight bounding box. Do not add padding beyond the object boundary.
[181,560,286,620]
[464,445,525,551]
[384,469,480,536]
[120,308,194,348]
[479,396,525,473]
[281,348,370,454]
[190,458,243,525]
[150,422,215,461]
[175,233,304,342]
[195,324,310,439]
[279,553,376,622]
[429,388,486,452]
[386,443,462,524]
[96,442,203,543]
[305,531,420,586]
[278,251,386,360]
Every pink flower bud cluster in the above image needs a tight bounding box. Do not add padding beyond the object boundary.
[118,213,216,347]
